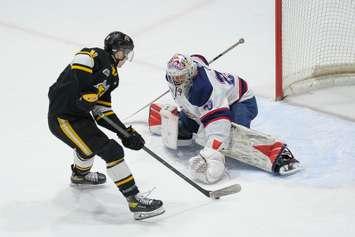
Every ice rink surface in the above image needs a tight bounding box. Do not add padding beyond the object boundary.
[0,0,354,236]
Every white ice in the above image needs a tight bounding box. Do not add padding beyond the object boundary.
[0,0,354,237]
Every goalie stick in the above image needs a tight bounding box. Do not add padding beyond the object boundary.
[97,112,241,199]
[122,38,245,121]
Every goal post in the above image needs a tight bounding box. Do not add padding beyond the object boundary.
[275,0,355,100]
[275,0,283,100]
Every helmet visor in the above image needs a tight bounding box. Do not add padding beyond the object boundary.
[119,48,134,62]
[113,48,134,62]
[125,49,134,62]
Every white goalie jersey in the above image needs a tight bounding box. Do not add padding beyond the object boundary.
[166,55,254,150]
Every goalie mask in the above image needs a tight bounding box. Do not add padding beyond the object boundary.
[166,54,197,90]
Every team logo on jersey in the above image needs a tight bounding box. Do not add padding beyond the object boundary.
[89,49,98,58]
[111,66,118,76]
[102,68,110,77]
[203,100,213,110]
[95,80,109,97]
[97,84,106,97]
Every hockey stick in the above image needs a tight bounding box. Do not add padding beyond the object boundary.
[122,38,245,121]
[208,38,245,64]
[98,112,241,199]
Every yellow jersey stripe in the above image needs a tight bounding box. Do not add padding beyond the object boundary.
[76,50,97,58]
[97,100,112,107]
[71,65,93,73]
[75,164,92,171]
[76,51,92,57]
[115,175,134,187]
[57,118,93,156]
[107,158,124,169]
[96,111,115,121]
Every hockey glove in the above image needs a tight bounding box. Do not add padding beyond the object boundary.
[118,126,145,150]
[189,147,225,184]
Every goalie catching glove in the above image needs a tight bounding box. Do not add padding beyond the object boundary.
[117,126,145,150]
[189,147,225,184]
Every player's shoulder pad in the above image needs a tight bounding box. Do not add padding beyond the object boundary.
[91,47,110,58]
[188,66,213,107]
[71,47,99,70]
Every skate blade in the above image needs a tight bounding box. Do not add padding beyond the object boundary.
[133,206,165,220]
[279,163,303,176]
[70,182,106,190]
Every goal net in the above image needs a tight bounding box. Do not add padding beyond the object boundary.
[275,0,355,99]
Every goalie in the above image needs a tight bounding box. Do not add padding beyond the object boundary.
[148,53,302,184]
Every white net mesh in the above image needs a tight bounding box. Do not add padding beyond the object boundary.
[281,0,355,96]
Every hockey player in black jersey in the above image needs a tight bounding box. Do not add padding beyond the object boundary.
[48,31,164,220]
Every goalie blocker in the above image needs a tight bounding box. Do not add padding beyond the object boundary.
[148,103,302,176]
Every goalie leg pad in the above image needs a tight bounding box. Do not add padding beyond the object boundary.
[222,122,302,175]
[148,103,179,134]
[160,105,179,149]
[149,103,192,149]
[148,103,163,135]
[222,123,282,173]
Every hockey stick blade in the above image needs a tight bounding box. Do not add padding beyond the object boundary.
[209,184,241,199]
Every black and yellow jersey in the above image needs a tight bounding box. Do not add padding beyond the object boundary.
[48,47,126,133]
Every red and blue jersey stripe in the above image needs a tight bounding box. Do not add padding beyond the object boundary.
[200,107,231,127]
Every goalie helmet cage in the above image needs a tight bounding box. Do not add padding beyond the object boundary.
[275,0,355,100]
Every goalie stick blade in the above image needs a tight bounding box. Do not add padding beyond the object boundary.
[209,184,241,199]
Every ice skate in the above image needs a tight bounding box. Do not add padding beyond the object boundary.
[70,164,106,185]
[127,193,165,220]
[273,146,302,175]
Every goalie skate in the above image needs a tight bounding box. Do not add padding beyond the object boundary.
[273,146,303,176]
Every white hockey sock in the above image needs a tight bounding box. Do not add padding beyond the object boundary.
[73,150,94,173]
[106,159,138,196]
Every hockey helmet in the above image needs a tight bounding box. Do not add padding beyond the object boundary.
[104,31,134,61]
[166,54,197,88]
